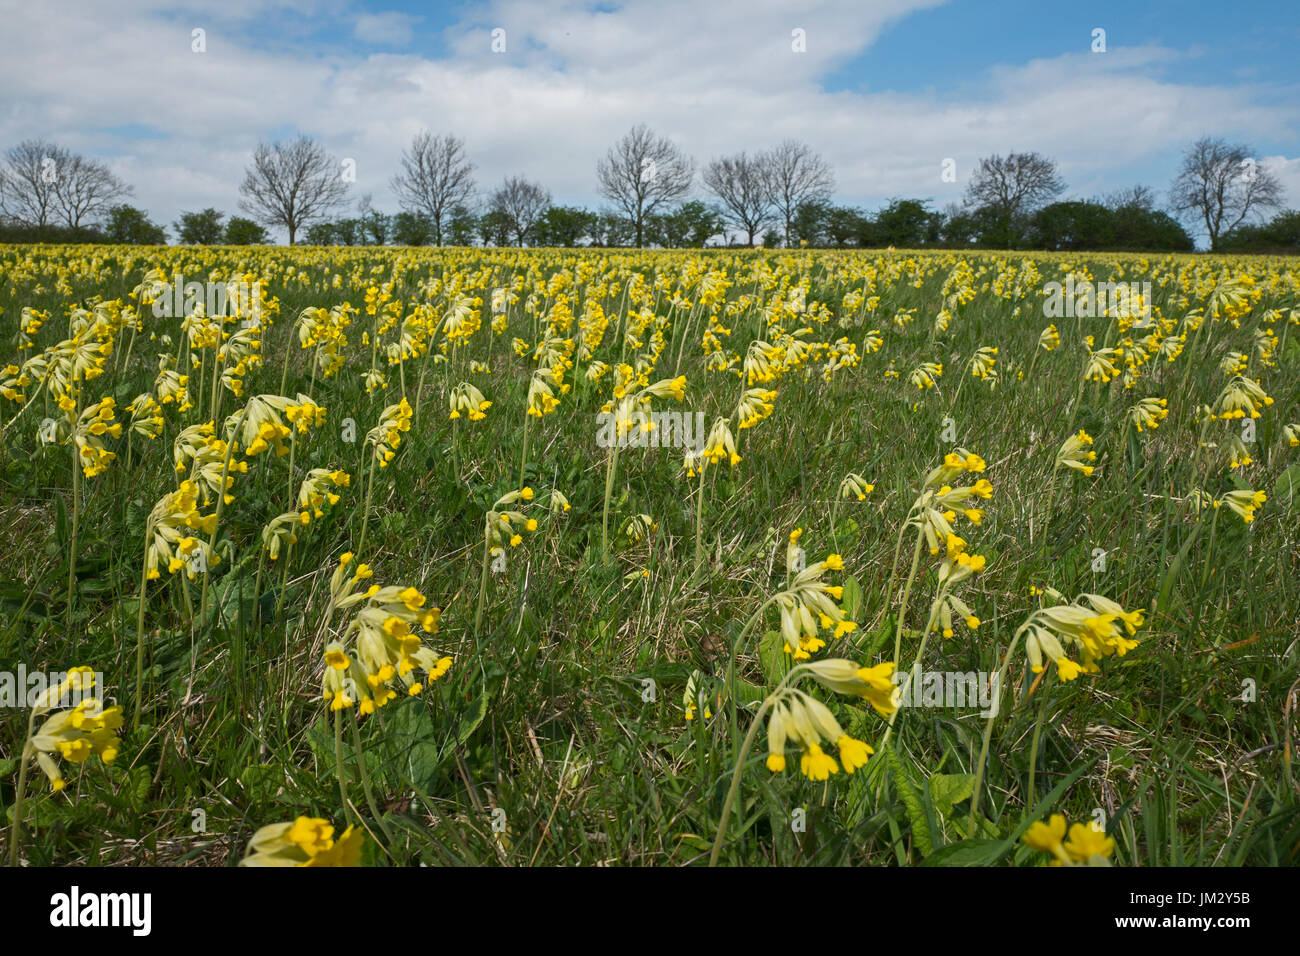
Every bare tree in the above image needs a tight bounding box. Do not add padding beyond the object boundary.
[1103,184,1158,211]
[390,132,476,245]
[0,140,67,226]
[1169,137,1284,251]
[53,153,132,227]
[596,124,694,247]
[763,139,834,247]
[489,175,551,246]
[702,152,773,246]
[965,152,1065,218]
[238,137,350,244]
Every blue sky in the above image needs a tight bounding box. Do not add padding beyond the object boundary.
[1,0,1297,244]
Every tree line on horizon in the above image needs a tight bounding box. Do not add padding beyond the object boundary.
[0,127,1293,254]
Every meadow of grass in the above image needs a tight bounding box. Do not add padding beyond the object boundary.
[0,243,1297,867]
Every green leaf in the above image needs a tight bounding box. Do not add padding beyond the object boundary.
[757,629,788,688]
[1156,522,1202,618]
[841,573,863,621]
[920,838,1004,866]
[385,700,446,793]
[928,772,975,819]
[1273,462,1300,511]
[455,688,489,746]
[886,743,933,857]
[731,678,768,707]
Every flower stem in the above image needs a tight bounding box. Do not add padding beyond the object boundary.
[892,526,925,665]
[7,715,36,867]
[132,524,153,732]
[708,695,772,867]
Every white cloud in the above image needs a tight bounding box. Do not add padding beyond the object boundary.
[354,11,418,46]
[0,0,1296,241]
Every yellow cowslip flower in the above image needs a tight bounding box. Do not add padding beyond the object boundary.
[483,488,543,553]
[839,473,874,501]
[1023,813,1114,866]
[1038,324,1060,351]
[1055,429,1097,477]
[22,669,122,792]
[1283,423,1300,448]
[804,659,899,718]
[144,481,220,580]
[1127,396,1168,432]
[743,339,784,385]
[240,817,364,867]
[701,417,741,467]
[449,382,492,421]
[764,689,873,780]
[325,580,451,715]
[922,446,985,489]
[68,396,122,477]
[126,393,165,440]
[227,394,311,457]
[1216,488,1265,524]
[1063,821,1115,862]
[155,362,193,411]
[775,551,856,659]
[932,592,980,639]
[1023,813,1068,854]
[297,468,350,522]
[526,367,563,418]
[283,396,327,434]
[366,396,413,467]
[735,387,776,429]
[1,363,27,403]
[1215,375,1273,420]
[968,346,997,379]
[1083,346,1121,383]
[1220,351,1250,377]
[908,361,943,389]
[1018,593,1144,680]
[643,374,687,402]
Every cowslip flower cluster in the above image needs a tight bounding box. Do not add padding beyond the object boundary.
[697,416,741,469]
[69,396,122,477]
[762,660,897,781]
[1083,345,1122,384]
[776,539,857,659]
[1016,591,1144,681]
[1216,488,1265,524]
[911,450,992,560]
[321,554,451,714]
[839,473,875,501]
[126,393,165,440]
[227,394,299,457]
[1127,396,1168,432]
[449,382,492,421]
[735,387,777,429]
[144,481,220,579]
[298,468,351,523]
[908,361,943,390]
[484,487,540,553]
[366,396,413,467]
[23,667,122,791]
[1215,375,1273,420]
[240,817,364,867]
[1022,813,1115,866]
[1055,429,1097,477]
[969,346,998,380]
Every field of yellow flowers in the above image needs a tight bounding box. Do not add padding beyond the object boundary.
[1,243,1297,866]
